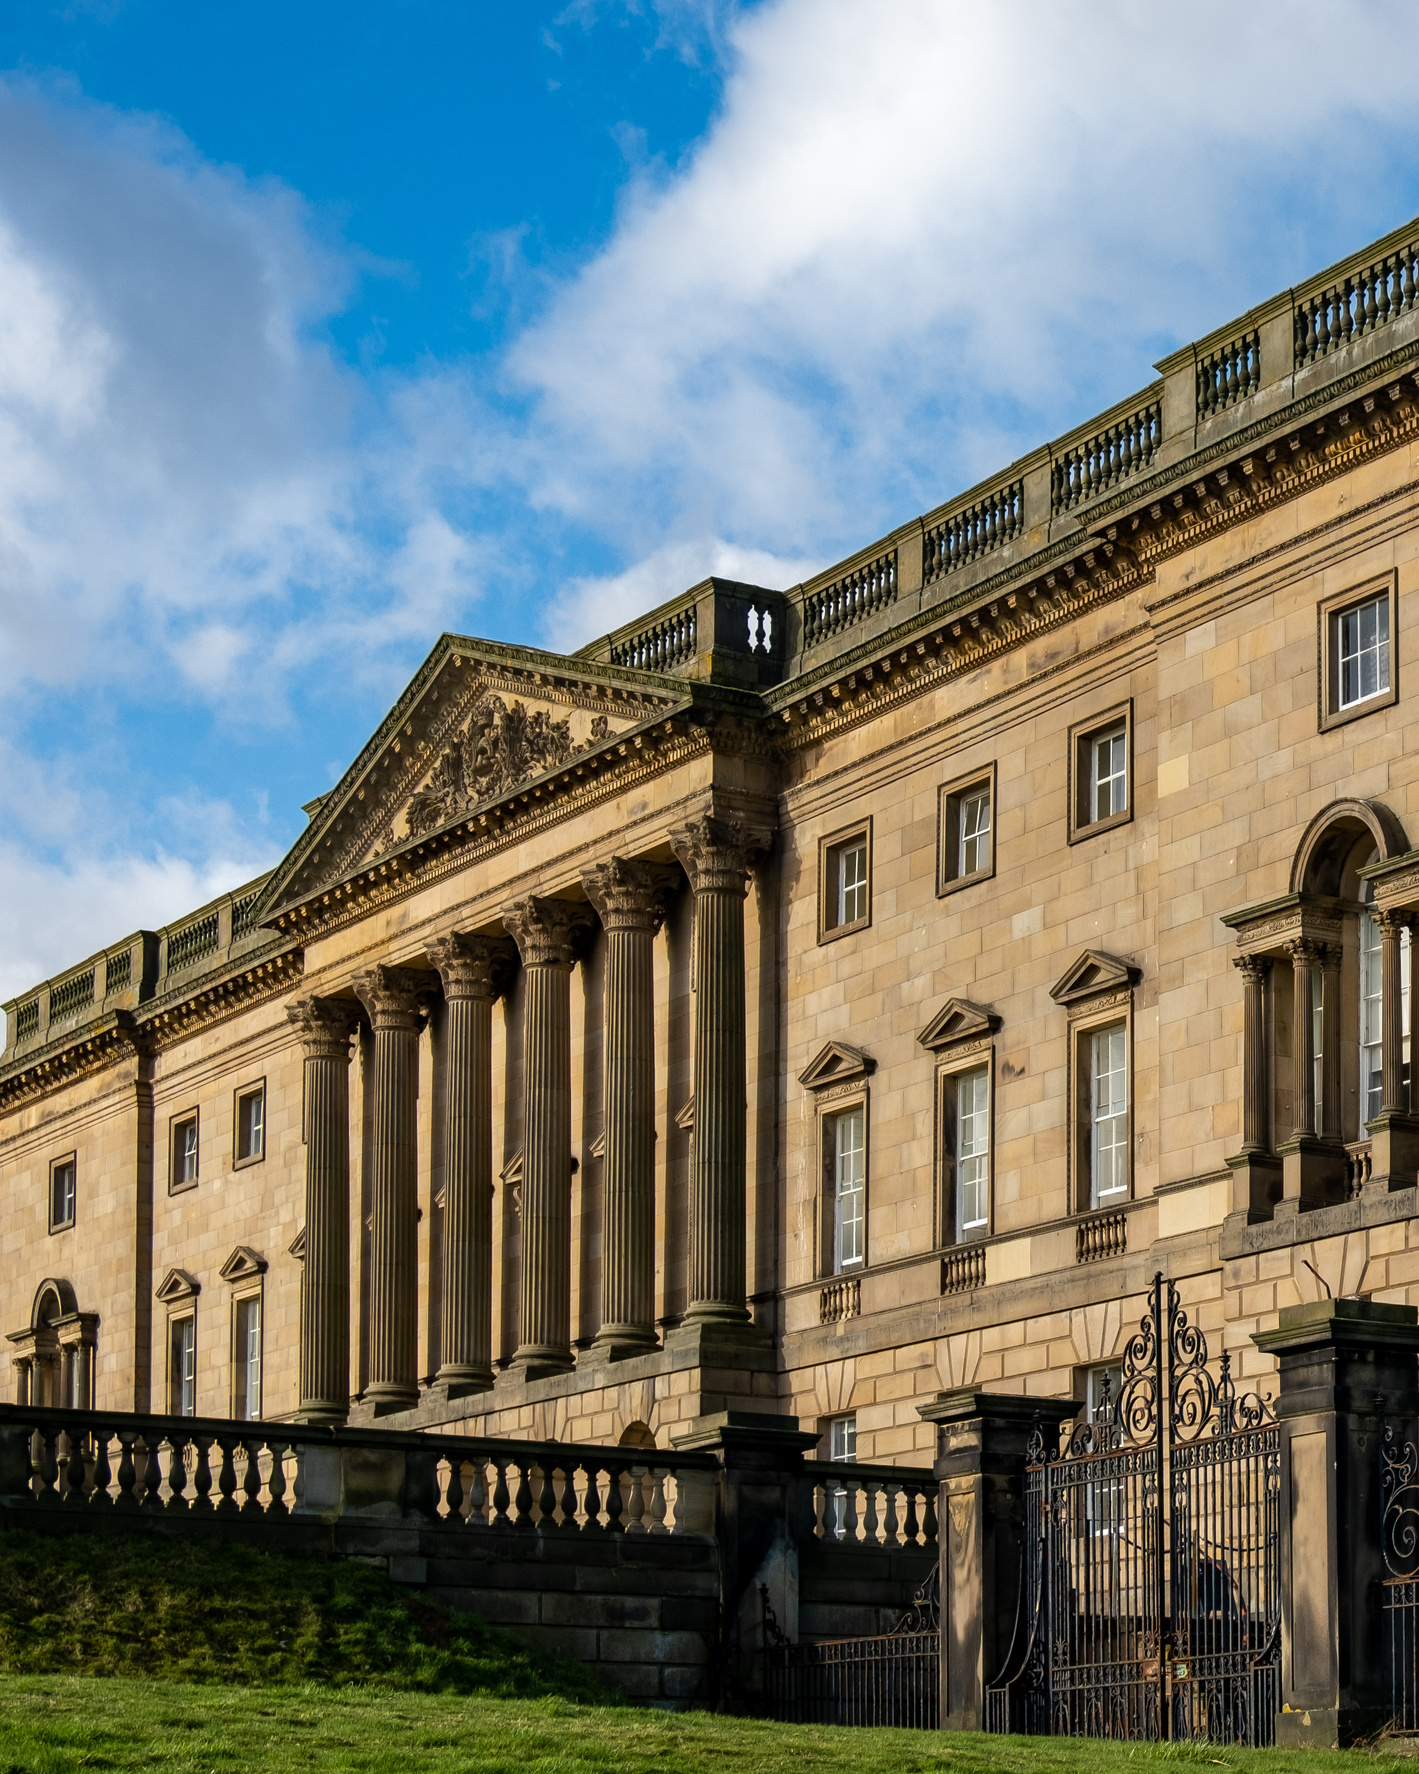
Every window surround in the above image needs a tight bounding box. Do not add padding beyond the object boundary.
[233,1078,267,1170]
[169,1108,200,1195]
[917,996,1002,1246]
[1318,571,1399,733]
[1050,950,1141,1214]
[220,1245,268,1422]
[799,1040,876,1278]
[1068,701,1134,844]
[818,819,873,943]
[155,1266,201,1418]
[48,1153,77,1234]
[938,763,997,898]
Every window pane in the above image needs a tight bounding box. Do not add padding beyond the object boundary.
[1089,725,1127,823]
[1091,1024,1128,1205]
[833,1108,865,1271]
[1338,594,1390,709]
[837,839,868,926]
[238,1090,264,1162]
[959,788,991,877]
[177,1118,198,1184]
[830,1415,857,1461]
[52,1161,75,1226]
[173,1319,196,1417]
[1361,907,1384,1124]
[236,1297,262,1421]
[956,1067,990,1233]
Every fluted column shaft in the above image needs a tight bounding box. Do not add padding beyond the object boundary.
[670,815,771,1325]
[1320,944,1342,1141]
[353,966,428,1410]
[428,934,513,1394]
[289,996,361,1423]
[1288,940,1319,1141]
[1380,911,1412,1119]
[583,860,680,1355]
[1234,955,1270,1153]
[502,897,595,1373]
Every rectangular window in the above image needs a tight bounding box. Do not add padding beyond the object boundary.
[235,1085,265,1165]
[829,1415,857,1461]
[233,1295,262,1421]
[1070,705,1133,841]
[1089,1023,1129,1207]
[820,824,872,939]
[955,1067,990,1237]
[1339,593,1390,709]
[49,1156,76,1231]
[832,1107,866,1272]
[171,1316,196,1417]
[1320,574,1399,731]
[171,1112,199,1192]
[938,766,996,895]
[1361,908,1383,1126]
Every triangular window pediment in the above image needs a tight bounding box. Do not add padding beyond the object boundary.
[1049,949,1141,1006]
[219,1245,268,1283]
[798,1041,876,1092]
[287,1227,306,1261]
[155,1267,200,1304]
[675,1096,695,1131]
[257,640,685,916]
[917,998,1002,1052]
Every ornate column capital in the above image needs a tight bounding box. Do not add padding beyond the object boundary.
[668,814,772,896]
[352,964,433,1030]
[1233,954,1272,983]
[581,857,681,934]
[1284,937,1322,966]
[287,995,362,1059]
[427,932,516,1001]
[1378,908,1415,934]
[501,896,596,969]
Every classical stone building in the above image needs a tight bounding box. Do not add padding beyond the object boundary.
[8,217,1419,1465]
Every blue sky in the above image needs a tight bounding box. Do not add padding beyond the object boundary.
[5,0,1419,1012]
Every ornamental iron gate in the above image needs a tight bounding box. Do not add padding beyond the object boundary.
[761,1568,940,1729]
[1381,1419,1419,1732]
[988,1273,1280,1746]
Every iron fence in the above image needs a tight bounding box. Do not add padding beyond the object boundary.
[1382,1418,1419,1732]
[762,1568,939,1729]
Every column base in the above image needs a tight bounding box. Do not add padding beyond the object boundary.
[294,1400,349,1426]
[509,1344,575,1380]
[363,1383,420,1417]
[1227,1149,1282,1221]
[433,1364,495,1401]
[1278,1134,1348,1212]
[587,1326,660,1363]
[1365,1109,1419,1193]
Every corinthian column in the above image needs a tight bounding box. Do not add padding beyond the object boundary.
[582,858,681,1357]
[1379,910,1412,1117]
[288,996,361,1423]
[501,896,595,1374]
[1287,939,1319,1142]
[1234,955,1270,1155]
[352,965,430,1412]
[669,814,771,1325]
[427,932,513,1396]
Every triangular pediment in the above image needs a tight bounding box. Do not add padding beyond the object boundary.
[1049,949,1141,1006]
[258,635,690,917]
[798,1041,876,1092]
[155,1267,200,1303]
[675,1096,695,1131]
[287,1227,306,1261]
[219,1245,268,1283]
[917,998,1002,1052]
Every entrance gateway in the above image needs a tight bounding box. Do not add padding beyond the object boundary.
[989,1274,1280,1747]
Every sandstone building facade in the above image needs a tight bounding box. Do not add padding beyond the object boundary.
[8,219,1419,1465]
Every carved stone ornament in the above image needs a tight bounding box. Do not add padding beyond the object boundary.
[287,995,362,1057]
[1049,949,1142,1007]
[352,963,435,1029]
[426,932,516,1000]
[668,814,772,896]
[501,896,597,969]
[155,1268,201,1304]
[917,997,1002,1053]
[581,857,681,931]
[404,694,601,838]
[798,1040,876,1092]
[219,1246,268,1283]
[288,1227,306,1261]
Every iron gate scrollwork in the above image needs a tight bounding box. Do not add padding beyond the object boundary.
[762,1567,940,1728]
[987,1271,1280,1746]
[1381,1416,1419,1731]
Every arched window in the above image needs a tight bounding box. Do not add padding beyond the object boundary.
[7,1278,98,1408]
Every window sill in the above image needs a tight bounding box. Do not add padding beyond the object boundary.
[937,865,995,900]
[232,1151,265,1171]
[168,1179,199,1197]
[48,1219,74,1235]
[818,915,871,946]
[1068,807,1132,846]
[1319,683,1398,733]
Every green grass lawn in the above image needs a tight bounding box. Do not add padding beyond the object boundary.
[0,1678,1416,1774]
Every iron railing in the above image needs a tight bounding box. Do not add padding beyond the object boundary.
[1382,1418,1419,1732]
[762,1567,940,1728]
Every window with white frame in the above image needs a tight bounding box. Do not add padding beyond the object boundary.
[50,1156,76,1232]
[233,1295,262,1421]
[1338,592,1390,710]
[954,1066,990,1238]
[171,1111,199,1192]
[1071,708,1132,839]
[828,1413,857,1538]
[1089,1023,1129,1207]
[959,788,991,878]
[1089,725,1127,825]
[831,1107,866,1272]
[939,768,996,894]
[1359,870,1411,1129]
[171,1316,196,1417]
[235,1084,265,1165]
[822,825,872,937]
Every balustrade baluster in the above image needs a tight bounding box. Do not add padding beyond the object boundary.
[59,1432,84,1505]
[214,1438,238,1514]
[240,1440,263,1513]
[1364,270,1379,333]
[649,1470,668,1534]
[624,1465,646,1533]
[512,1460,534,1530]
[605,1463,625,1535]
[582,1461,603,1531]
[861,1478,880,1546]
[90,1429,113,1508]
[35,1430,60,1507]
[445,1457,465,1523]
[883,1482,900,1546]
[166,1433,189,1510]
[115,1432,137,1511]
[491,1459,511,1527]
[468,1459,487,1526]
[268,1442,288,1516]
[923,1485,938,1545]
[903,1483,920,1546]
[558,1462,579,1531]
[843,1478,859,1544]
[139,1437,164,1510]
[190,1435,214,1512]
[535,1462,557,1525]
